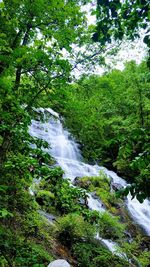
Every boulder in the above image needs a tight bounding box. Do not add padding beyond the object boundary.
[39,210,56,223]
[73,176,81,186]
[48,259,70,267]
[91,191,99,200]
[111,182,123,192]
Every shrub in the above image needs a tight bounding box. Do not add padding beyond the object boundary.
[36,190,55,210]
[118,237,150,267]
[98,212,125,240]
[138,251,150,267]
[38,174,88,215]
[0,225,53,267]
[14,243,53,267]
[55,213,96,247]
[72,241,128,267]
[79,171,110,191]
[55,180,88,214]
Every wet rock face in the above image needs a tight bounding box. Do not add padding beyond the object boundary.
[39,210,56,222]
[73,176,80,185]
[48,259,70,267]
[91,191,100,200]
[111,182,124,192]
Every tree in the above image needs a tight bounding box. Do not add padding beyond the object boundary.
[0,0,87,164]
[58,61,150,200]
[93,0,150,66]
[0,0,88,215]
[0,1,91,264]
[0,0,88,248]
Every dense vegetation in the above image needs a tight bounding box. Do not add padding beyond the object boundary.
[0,0,87,265]
[53,60,150,201]
[0,0,150,266]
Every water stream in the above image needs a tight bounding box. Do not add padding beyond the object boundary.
[29,108,150,240]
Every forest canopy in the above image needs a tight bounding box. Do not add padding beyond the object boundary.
[0,1,150,266]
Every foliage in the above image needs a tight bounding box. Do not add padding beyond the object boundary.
[97,212,125,240]
[72,241,129,267]
[55,180,88,214]
[93,0,150,67]
[36,189,55,208]
[77,172,121,213]
[0,213,54,267]
[0,0,150,265]
[55,213,96,247]
[118,236,150,267]
[0,240,53,267]
[0,0,89,264]
[36,167,88,215]
[0,0,87,190]
[138,251,150,267]
[82,171,111,190]
[57,60,150,199]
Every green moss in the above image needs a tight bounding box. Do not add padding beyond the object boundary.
[79,171,110,190]
[79,172,122,213]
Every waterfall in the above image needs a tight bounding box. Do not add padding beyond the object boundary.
[29,108,150,237]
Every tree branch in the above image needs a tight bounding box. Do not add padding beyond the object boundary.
[71,43,120,72]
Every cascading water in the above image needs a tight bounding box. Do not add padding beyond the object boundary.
[29,108,150,237]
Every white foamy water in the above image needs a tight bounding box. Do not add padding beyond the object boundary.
[87,194,105,212]
[29,108,150,237]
